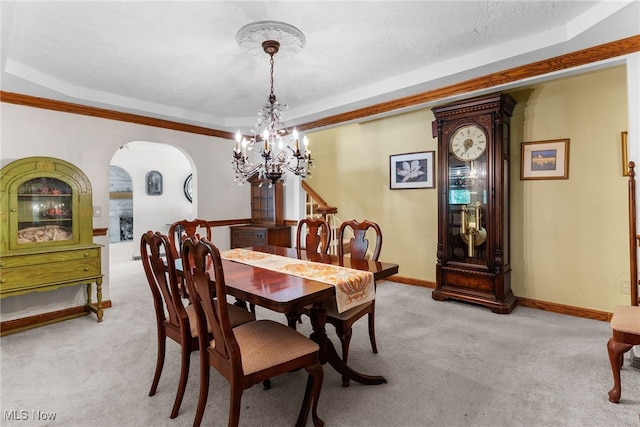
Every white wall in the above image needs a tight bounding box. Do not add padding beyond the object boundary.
[0,103,249,321]
[111,141,194,255]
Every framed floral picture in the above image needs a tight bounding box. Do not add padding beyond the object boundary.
[389,151,435,189]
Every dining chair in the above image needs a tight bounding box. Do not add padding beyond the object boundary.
[327,219,382,387]
[607,161,640,404]
[168,218,212,258]
[181,236,324,427]
[168,219,212,298]
[140,231,255,420]
[296,217,331,254]
[294,219,382,387]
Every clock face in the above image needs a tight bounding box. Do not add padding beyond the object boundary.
[450,125,487,161]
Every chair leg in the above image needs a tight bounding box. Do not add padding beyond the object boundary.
[192,355,210,427]
[149,328,166,396]
[336,325,353,387]
[607,337,633,403]
[170,346,191,418]
[286,311,301,329]
[228,383,244,427]
[368,305,378,354]
[296,362,324,427]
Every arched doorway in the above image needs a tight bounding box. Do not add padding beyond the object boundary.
[109,141,195,259]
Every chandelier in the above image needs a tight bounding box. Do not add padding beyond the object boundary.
[232,21,312,186]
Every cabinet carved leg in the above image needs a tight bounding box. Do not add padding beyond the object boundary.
[607,337,633,403]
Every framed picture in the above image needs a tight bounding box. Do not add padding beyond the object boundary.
[622,131,629,176]
[145,170,163,195]
[389,151,435,189]
[520,139,570,180]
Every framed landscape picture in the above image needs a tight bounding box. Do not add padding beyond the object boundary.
[520,139,570,180]
[389,151,435,189]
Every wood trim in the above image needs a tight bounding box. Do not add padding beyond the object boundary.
[93,227,108,236]
[284,219,298,227]
[386,275,436,289]
[388,275,612,322]
[109,191,132,199]
[207,218,251,227]
[0,91,235,139]
[296,35,640,131]
[516,297,612,322]
[0,300,112,336]
[629,163,639,306]
[2,36,638,136]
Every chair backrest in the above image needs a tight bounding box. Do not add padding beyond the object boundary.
[296,217,331,254]
[181,236,241,378]
[168,219,212,258]
[338,219,382,261]
[140,230,188,332]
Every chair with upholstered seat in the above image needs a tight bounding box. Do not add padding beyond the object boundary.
[330,219,382,386]
[296,217,331,254]
[168,218,212,258]
[607,306,640,403]
[607,161,640,404]
[140,231,255,420]
[182,236,324,427]
[168,219,212,298]
[297,219,382,387]
[284,217,332,327]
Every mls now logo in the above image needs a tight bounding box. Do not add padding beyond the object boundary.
[4,410,57,421]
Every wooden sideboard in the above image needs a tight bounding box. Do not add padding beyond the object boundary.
[230,175,291,249]
[230,224,291,249]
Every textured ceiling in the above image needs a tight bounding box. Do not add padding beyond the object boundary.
[1,1,638,132]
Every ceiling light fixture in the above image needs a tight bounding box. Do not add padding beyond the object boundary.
[232,21,312,186]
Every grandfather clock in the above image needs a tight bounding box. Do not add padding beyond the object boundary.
[432,93,517,313]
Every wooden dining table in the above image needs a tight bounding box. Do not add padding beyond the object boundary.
[204,245,399,386]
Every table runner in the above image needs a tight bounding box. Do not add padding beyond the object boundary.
[220,248,375,313]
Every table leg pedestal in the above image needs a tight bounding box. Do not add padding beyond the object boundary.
[309,303,386,386]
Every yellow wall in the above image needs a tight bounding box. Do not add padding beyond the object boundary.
[307,65,630,312]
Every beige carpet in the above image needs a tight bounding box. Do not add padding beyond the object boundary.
[1,241,639,426]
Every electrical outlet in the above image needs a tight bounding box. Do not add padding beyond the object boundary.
[93,205,102,217]
[621,280,631,295]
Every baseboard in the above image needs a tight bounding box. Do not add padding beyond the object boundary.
[386,275,436,288]
[0,300,112,336]
[387,276,612,322]
[516,297,611,322]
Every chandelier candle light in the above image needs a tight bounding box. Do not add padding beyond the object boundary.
[233,21,312,186]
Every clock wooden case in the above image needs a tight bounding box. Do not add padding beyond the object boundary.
[432,93,517,313]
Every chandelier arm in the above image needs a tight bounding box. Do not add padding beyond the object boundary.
[233,23,311,185]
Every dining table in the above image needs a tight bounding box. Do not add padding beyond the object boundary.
[195,245,399,386]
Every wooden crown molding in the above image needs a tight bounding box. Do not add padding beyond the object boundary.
[1,35,639,137]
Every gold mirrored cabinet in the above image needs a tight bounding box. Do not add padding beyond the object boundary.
[0,157,103,334]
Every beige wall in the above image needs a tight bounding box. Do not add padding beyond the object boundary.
[307,65,630,312]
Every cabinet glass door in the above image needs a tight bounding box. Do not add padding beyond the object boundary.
[17,178,73,244]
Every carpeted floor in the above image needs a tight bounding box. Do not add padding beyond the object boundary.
[1,241,639,426]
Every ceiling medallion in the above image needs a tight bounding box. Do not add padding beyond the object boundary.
[236,21,306,59]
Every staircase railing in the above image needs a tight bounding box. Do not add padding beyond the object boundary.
[301,180,341,255]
